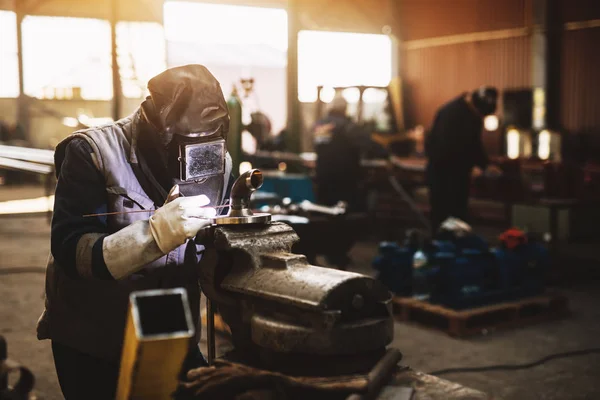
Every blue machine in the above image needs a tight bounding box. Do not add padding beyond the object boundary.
[373,230,549,309]
[259,172,315,203]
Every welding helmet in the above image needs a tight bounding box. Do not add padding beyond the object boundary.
[140,64,230,202]
[471,86,498,116]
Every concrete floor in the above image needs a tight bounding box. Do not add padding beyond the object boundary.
[1,185,600,399]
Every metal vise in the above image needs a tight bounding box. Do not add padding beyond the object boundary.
[201,170,394,376]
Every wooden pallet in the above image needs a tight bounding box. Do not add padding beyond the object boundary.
[393,291,569,337]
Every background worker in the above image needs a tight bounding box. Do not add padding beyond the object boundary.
[37,65,232,399]
[425,86,502,232]
[313,95,366,211]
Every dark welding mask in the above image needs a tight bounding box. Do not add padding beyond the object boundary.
[142,64,231,203]
[471,86,498,116]
[171,132,227,200]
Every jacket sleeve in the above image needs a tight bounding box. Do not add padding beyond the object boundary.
[51,138,114,280]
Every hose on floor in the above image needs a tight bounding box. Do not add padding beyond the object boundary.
[429,347,600,376]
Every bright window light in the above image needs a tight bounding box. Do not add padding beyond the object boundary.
[22,16,112,100]
[164,2,287,53]
[0,11,19,98]
[117,22,167,99]
[0,195,54,215]
[484,115,499,131]
[507,129,520,160]
[298,31,392,103]
[319,87,336,103]
[538,130,551,160]
[363,88,388,104]
[342,87,361,104]
[163,1,288,135]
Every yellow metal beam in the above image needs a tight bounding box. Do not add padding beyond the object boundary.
[116,288,195,400]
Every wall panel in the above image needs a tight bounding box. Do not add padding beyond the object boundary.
[560,27,600,134]
[398,0,532,41]
[402,35,532,129]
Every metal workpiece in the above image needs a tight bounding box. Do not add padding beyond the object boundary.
[212,169,271,225]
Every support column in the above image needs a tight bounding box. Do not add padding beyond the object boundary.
[15,0,29,141]
[110,0,122,121]
[285,0,301,153]
[532,0,561,130]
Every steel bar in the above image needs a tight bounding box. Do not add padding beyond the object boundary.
[0,156,53,175]
[206,298,216,366]
[0,145,54,165]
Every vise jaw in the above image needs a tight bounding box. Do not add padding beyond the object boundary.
[200,221,394,375]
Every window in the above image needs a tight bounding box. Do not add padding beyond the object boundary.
[164,1,288,135]
[164,2,287,52]
[0,11,19,98]
[22,16,112,100]
[117,22,166,99]
[298,31,393,103]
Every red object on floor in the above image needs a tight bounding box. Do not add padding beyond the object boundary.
[499,228,528,250]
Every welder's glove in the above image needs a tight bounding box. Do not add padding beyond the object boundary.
[149,195,217,254]
[102,194,216,280]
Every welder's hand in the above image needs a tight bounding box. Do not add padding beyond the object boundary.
[149,195,217,254]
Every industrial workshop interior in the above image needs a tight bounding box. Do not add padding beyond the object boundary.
[2,0,600,399]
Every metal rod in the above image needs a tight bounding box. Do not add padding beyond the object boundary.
[206,298,216,366]
[346,348,403,400]
[83,205,229,218]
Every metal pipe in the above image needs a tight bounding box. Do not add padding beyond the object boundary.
[229,169,263,215]
[346,348,403,400]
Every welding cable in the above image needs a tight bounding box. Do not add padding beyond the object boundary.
[429,347,600,376]
[0,267,47,275]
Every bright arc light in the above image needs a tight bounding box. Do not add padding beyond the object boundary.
[507,129,520,160]
[484,115,499,131]
[320,87,336,103]
[538,130,551,160]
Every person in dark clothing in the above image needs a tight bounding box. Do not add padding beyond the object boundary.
[313,95,365,211]
[425,87,501,232]
[37,65,233,399]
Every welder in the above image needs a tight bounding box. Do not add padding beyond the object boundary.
[313,95,365,211]
[36,65,233,399]
[425,86,502,232]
